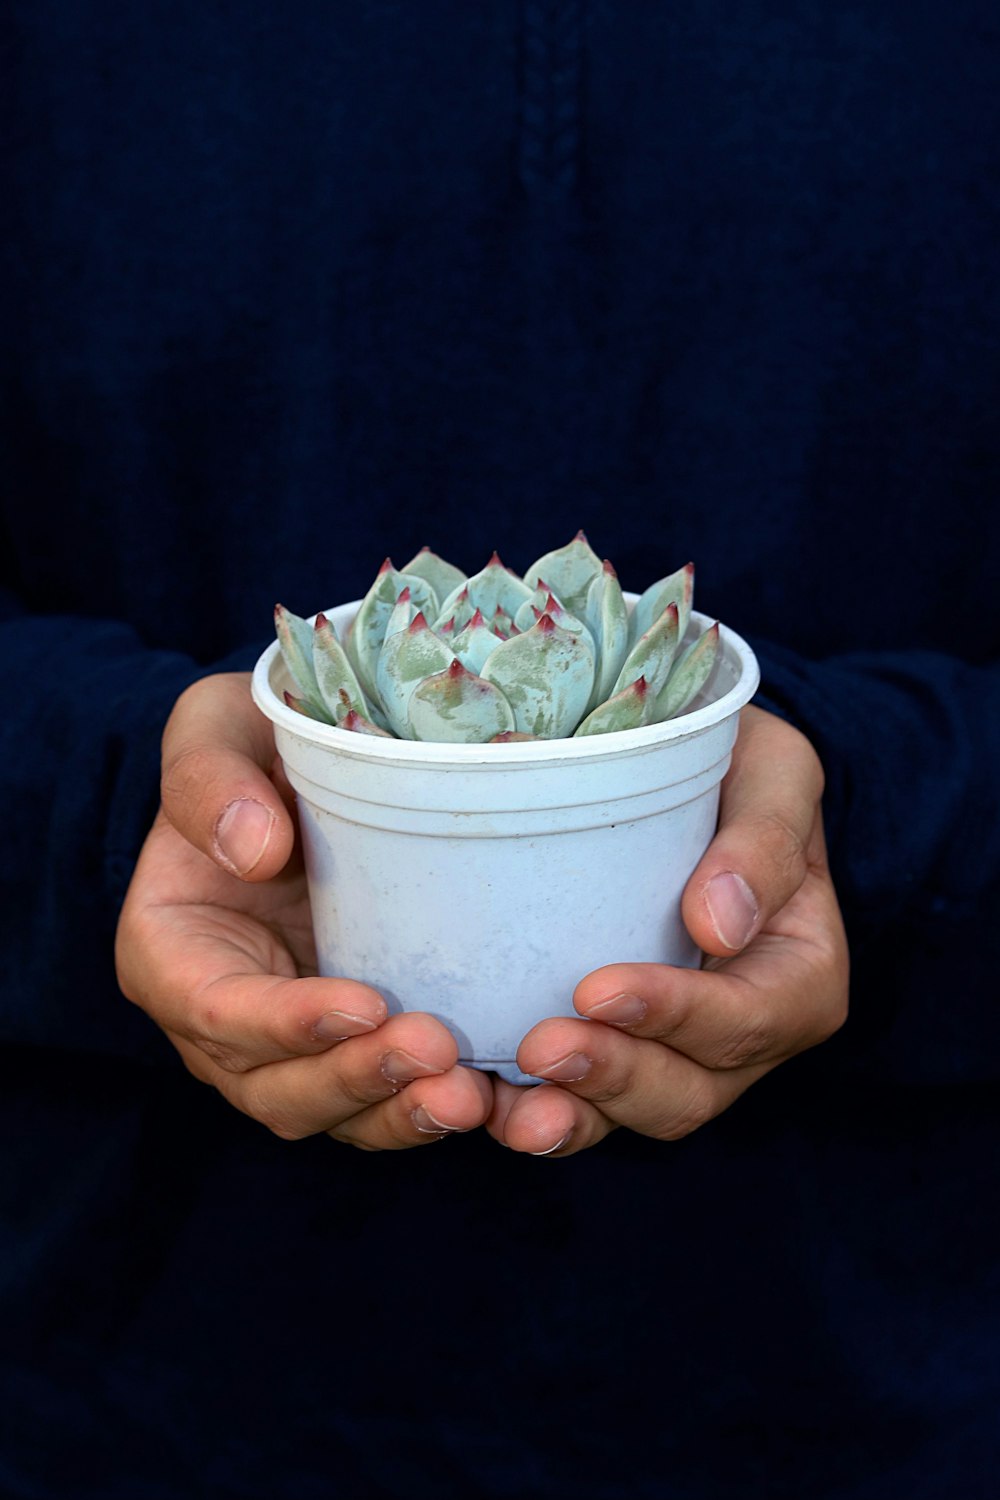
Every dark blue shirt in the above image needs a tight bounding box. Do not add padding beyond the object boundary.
[2,5,998,1496]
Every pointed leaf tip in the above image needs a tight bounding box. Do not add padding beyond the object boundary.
[408,611,430,632]
[314,612,328,630]
[396,585,412,603]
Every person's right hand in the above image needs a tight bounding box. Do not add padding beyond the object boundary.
[115,672,493,1149]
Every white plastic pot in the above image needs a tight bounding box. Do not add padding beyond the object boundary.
[252,602,760,1085]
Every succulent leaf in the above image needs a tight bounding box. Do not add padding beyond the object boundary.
[653,623,720,721]
[408,659,516,743]
[275,543,719,743]
[585,561,631,710]
[631,562,695,646]
[481,613,595,737]
[352,562,439,701]
[433,584,473,636]
[375,612,455,738]
[312,613,370,721]
[612,602,679,701]
[514,588,593,649]
[524,531,604,618]
[283,688,333,724]
[437,551,533,625]
[340,707,395,737]
[492,606,517,638]
[401,547,467,602]
[384,586,416,642]
[452,609,505,676]
[274,604,327,714]
[573,676,652,737]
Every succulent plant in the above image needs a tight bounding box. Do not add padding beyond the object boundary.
[275,533,721,743]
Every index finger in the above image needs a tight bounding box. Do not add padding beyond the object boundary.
[160,672,295,880]
[575,813,848,1071]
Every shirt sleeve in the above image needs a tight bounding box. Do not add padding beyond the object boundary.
[751,641,1000,923]
[0,592,260,1060]
[750,638,1000,1084]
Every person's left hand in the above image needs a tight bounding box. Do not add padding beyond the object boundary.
[487,706,849,1156]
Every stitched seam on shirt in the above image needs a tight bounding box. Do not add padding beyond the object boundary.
[518,0,585,198]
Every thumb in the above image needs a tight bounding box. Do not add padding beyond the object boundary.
[682,706,826,957]
[160,671,295,880]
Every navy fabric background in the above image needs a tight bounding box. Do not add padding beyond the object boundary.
[2,4,998,1496]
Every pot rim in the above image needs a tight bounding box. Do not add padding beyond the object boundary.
[251,601,760,766]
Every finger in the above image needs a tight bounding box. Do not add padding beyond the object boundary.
[572,951,839,1074]
[682,706,825,956]
[334,1065,494,1152]
[160,672,295,881]
[515,1016,763,1140]
[487,1076,615,1157]
[174,1011,470,1142]
[151,970,391,1072]
[115,840,389,1070]
[575,816,849,1072]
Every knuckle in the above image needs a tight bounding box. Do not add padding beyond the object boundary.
[160,742,216,813]
[657,1087,716,1141]
[197,1036,252,1074]
[239,1077,310,1141]
[336,1067,382,1112]
[584,1071,630,1109]
[754,809,810,888]
[713,1016,773,1070]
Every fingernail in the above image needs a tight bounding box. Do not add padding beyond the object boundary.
[531,1130,574,1157]
[705,871,759,950]
[587,992,647,1026]
[214,798,275,876]
[311,1010,379,1043]
[534,1052,591,1083]
[411,1105,461,1135]
[381,1050,446,1085]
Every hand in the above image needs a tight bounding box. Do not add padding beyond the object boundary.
[487,706,849,1156]
[115,673,492,1149]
